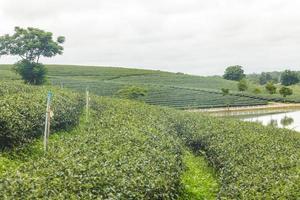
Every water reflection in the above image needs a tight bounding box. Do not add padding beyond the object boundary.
[242,110,300,132]
[280,116,294,127]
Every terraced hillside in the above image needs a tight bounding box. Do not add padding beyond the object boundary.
[1,64,300,108]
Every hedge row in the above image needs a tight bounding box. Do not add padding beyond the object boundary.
[170,112,300,199]
[0,82,84,148]
[0,97,183,199]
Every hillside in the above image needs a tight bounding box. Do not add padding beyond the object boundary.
[1,65,300,108]
[0,81,299,199]
[0,64,267,108]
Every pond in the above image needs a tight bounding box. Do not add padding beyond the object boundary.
[240,110,300,132]
[209,108,300,132]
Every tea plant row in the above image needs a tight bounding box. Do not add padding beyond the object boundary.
[0,81,84,148]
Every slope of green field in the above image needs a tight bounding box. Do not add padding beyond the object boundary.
[0,82,217,199]
[1,64,300,108]
[42,65,270,108]
[0,81,299,199]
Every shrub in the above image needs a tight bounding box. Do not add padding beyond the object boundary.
[253,87,261,94]
[0,84,83,148]
[221,88,229,96]
[116,86,147,100]
[237,79,248,92]
[0,81,35,95]
[265,81,277,94]
[279,86,293,98]
[13,60,47,85]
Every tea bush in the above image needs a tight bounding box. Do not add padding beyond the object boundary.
[0,97,183,199]
[0,81,35,95]
[0,82,83,148]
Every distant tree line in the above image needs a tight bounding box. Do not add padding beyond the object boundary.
[222,65,296,100]
[248,70,299,86]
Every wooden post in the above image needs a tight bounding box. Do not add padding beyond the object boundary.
[44,92,52,152]
[86,88,89,122]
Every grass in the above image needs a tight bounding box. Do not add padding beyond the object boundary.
[180,151,219,200]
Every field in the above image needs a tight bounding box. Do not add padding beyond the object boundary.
[2,64,300,109]
[0,64,275,108]
[0,80,299,199]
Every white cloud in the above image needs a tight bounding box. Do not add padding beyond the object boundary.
[1,0,300,75]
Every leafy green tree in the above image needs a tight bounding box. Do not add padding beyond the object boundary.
[237,79,248,92]
[221,88,231,109]
[223,65,245,81]
[259,72,272,85]
[116,86,148,100]
[265,81,277,94]
[0,27,65,84]
[279,87,293,99]
[280,70,299,86]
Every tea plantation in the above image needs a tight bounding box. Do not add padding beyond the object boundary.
[0,81,299,199]
[0,64,273,108]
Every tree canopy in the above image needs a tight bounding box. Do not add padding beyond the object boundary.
[280,70,299,86]
[223,65,245,81]
[279,87,293,98]
[259,72,273,85]
[237,79,248,92]
[0,27,65,84]
[265,81,277,94]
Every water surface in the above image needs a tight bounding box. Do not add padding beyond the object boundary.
[240,110,300,132]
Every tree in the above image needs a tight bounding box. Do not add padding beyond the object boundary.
[259,72,272,85]
[223,65,245,81]
[116,86,148,100]
[280,70,299,86]
[0,27,65,84]
[279,87,293,99]
[237,79,248,92]
[221,88,230,109]
[265,81,277,94]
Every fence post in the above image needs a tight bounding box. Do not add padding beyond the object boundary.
[86,88,89,122]
[44,91,52,152]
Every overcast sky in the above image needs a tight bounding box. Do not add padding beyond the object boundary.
[0,0,300,75]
